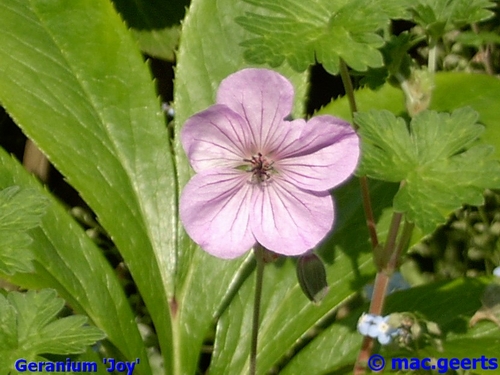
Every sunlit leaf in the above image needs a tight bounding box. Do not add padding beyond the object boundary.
[236,0,411,74]
[411,0,495,39]
[356,107,500,233]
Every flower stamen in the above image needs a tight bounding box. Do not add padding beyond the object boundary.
[243,152,274,183]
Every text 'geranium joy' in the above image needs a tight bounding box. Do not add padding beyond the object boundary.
[180,68,360,259]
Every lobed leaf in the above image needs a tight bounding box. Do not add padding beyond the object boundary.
[236,0,411,74]
[355,107,500,233]
[0,186,47,275]
[410,0,495,39]
[0,289,104,374]
[456,31,500,47]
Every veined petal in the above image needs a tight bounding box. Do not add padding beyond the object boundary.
[181,105,253,172]
[277,116,359,191]
[180,169,256,259]
[251,178,334,255]
[216,68,294,153]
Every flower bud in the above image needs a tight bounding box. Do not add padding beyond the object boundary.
[296,253,329,304]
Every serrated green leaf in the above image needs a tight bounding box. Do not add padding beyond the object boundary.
[456,31,500,47]
[0,295,17,374]
[0,0,176,372]
[131,27,180,61]
[356,107,500,233]
[237,0,411,74]
[0,150,151,375]
[356,32,414,89]
[35,316,100,353]
[0,294,17,351]
[355,111,415,182]
[0,187,47,231]
[411,0,495,39]
[1,289,104,373]
[0,186,47,275]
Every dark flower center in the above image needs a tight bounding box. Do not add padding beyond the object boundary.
[243,152,274,183]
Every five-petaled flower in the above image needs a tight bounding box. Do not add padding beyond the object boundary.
[180,68,359,259]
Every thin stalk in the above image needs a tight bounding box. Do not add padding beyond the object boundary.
[353,271,390,375]
[354,212,403,375]
[390,219,414,269]
[339,59,358,116]
[359,176,379,249]
[338,58,379,249]
[250,244,265,375]
[428,38,438,75]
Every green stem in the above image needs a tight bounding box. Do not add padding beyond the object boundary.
[428,38,437,75]
[370,211,403,314]
[390,219,414,269]
[359,176,379,249]
[339,59,358,121]
[250,244,265,375]
[338,58,379,249]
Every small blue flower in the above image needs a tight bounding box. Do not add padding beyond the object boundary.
[375,317,399,345]
[357,313,399,345]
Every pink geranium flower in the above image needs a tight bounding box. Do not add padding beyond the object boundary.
[180,68,359,259]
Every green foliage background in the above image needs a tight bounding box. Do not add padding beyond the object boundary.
[0,0,500,374]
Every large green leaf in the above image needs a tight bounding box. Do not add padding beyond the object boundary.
[0,0,176,372]
[0,149,151,375]
[207,178,398,373]
[172,0,310,373]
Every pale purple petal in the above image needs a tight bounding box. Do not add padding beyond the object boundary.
[251,178,334,255]
[181,104,255,172]
[179,169,256,258]
[216,68,294,153]
[276,116,359,191]
[179,68,361,259]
